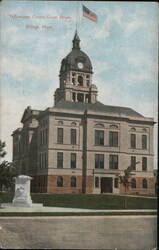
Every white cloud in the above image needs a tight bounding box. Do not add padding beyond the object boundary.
[128,70,157,83]
[94,7,123,39]
[1,53,58,84]
[124,15,144,34]
[94,5,157,41]
[93,60,111,75]
[125,51,158,84]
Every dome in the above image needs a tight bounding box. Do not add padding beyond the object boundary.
[60,31,93,74]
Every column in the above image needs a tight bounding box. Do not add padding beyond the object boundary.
[75,92,78,102]
[84,93,86,103]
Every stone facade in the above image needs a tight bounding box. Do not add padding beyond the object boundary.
[12,31,155,195]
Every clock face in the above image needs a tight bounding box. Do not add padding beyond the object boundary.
[78,62,83,69]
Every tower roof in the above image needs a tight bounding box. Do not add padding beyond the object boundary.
[60,31,93,74]
[72,30,80,49]
[73,30,80,41]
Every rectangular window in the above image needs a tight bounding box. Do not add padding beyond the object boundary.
[45,152,47,168]
[142,135,147,149]
[57,152,63,168]
[42,130,44,145]
[45,129,48,145]
[57,128,63,144]
[95,154,104,169]
[131,134,136,148]
[43,152,45,168]
[109,155,118,169]
[142,157,147,171]
[95,130,104,145]
[95,177,99,188]
[109,131,118,147]
[131,156,136,170]
[71,129,76,145]
[71,153,76,169]
[114,178,119,188]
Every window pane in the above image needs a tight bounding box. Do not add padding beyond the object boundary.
[71,176,76,187]
[45,129,48,144]
[95,154,98,168]
[131,134,136,148]
[142,135,147,149]
[131,156,136,170]
[99,154,104,168]
[95,130,104,145]
[142,157,147,171]
[131,178,136,188]
[143,179,148,189]
[71,153,76,168]
[57,128,63,144]
[95,154,104,168]
[57,152,63,168]
[57,176,63,187]
[95,177,99,188]
[114,178,119,188]
[109,132,118,147]
[71,129,76,144]
[109,155,118,169]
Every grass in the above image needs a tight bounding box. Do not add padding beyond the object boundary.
[0,192,157,210]
[0,211,157,217]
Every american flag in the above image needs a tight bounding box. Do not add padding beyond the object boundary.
[83,5,97,22]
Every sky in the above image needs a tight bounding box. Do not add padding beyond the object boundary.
[0,1,158,167]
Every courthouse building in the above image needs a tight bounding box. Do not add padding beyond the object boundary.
[12,32,155,194]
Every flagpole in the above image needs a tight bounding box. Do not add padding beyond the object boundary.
[75,1,81,32]
[75,1,78,31]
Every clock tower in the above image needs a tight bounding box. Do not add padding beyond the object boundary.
[54,31,98,105]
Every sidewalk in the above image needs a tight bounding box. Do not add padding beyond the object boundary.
[0,205,157,214]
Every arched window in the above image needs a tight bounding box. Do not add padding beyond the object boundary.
[142,128,147,132]
[143,179,148,189]
[131,178,136,188]
[58,121,63,125]
[78,76,83,86]
[57,176,63,187]
[130,127,136,132]
[71,122,77,126]
[77,93,84,102]
[72,73,76,85]
[72,92,76,102]
[71,176,76,187]
[110,124,118,129]
[94,123,105,128]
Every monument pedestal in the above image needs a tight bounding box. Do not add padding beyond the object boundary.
[12,175,33,207]
[1,175,43,208]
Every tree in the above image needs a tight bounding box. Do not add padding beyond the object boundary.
[116,161,140,208]
[0,141,6,158]
[0,140,16,191]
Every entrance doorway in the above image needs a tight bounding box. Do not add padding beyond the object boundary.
[101,177,113,193]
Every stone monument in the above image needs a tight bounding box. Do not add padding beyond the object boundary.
[1,175,43,208]
[12,175,33,207]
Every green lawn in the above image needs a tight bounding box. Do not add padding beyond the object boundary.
[0,192,157,210]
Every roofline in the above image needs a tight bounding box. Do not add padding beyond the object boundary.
[37,107,155,125]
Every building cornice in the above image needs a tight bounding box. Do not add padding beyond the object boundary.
[38,107,155,126]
